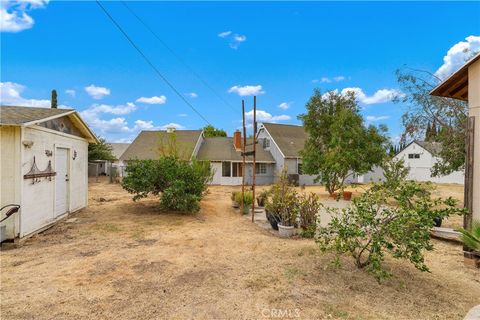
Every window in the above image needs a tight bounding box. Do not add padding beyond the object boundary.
[263,138,270,149]
[222,161,231,177]
[256,163,267,175]
[297,163,303,175]
[408,153,420,159]
[232,163,243,177]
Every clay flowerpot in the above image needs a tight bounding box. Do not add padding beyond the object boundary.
[342,191,353,201]
[232,201,239,208]
[278,224,295,238]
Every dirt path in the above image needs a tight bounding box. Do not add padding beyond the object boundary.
[1,180,479,319]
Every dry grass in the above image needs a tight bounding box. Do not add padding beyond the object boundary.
[1,178,478,319]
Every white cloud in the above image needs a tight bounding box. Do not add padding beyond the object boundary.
[186,92,198,98]
[0,81,50,108]
[228,85,264,96]
[312,76,345,84]
[136,95,167,104]
[65,89,76,97]
[160,122,185,130]
[85,84,111,99]
[218,30,247,49]
[365,115,390,122]
[278,102,290,110]
[435,35,480,79]
[245,109,291,123]
[178,113,188,117]
[218,31,232,38]
[340,87,405,105]
[0,0,49,33]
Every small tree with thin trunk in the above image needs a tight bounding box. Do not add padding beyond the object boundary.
[299,89,388,195]
[51,89,58,109]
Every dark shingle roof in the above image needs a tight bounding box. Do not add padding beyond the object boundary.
[196,137,275,162]
[120,130,202,161]
[262,123,307,158]
[415,140,443,156]
[0,105,74,125]
[108,143,130,159]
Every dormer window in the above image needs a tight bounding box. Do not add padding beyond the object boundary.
[263,138,270,149]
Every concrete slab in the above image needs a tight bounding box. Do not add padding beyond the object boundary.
[464,305,480,320]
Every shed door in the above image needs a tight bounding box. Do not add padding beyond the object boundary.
[55,148,69,217]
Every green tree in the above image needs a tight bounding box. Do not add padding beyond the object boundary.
[318,159,466,280]
[298,89,388,195]
[202,125,227,137]
[51,89,58,109]
[88,138,116,161]
[395,69,468,176]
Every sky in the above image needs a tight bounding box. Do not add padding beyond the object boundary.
[1,1,480,143]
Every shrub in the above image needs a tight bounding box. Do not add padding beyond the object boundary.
[457,220,480,251]
[265,169,298,227]
[122,156,212,213]
[298,192,322,238]
[317,160,466,280]
[235,191,253,207]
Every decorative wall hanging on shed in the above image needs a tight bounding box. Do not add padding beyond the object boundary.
[23,156,56,184]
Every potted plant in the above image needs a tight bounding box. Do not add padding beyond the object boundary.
[457,220,480,268]
[256,190,268,207]
[277,192,298,238]
[342,190,352,201]
[235,191,253,215]
[298,192,321,238]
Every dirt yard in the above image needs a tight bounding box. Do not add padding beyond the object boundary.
[1,179,478,319]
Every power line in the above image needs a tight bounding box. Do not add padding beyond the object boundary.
[121,1,238,114]
[95,0,211,125]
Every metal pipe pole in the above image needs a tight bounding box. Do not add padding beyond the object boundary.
[241,100,246,213]
[252,96,257,223]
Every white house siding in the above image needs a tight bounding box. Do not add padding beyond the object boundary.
[0,126,22,239]
[394,143,464,184]
[257,131,284,181]
[20,126,88,237]
[209,161,274,185]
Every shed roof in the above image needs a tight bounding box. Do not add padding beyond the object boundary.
[0,105,99,143]
[0,105,74,125]
[261,123,307,158]
[430,52,480,101]
[120,130,202,161]
[108,143,130,159]
[196,137,275,163]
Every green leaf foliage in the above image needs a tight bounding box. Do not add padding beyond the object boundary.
[298,89,388,194]
[88,138,116,161]
[317,159,466,281]
[456,220,480,251]
[121,156,213,213]
[202,125,227,138]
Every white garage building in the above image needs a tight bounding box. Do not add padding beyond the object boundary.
[0,106,98,240]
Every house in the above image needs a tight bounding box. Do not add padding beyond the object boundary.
[430,52,480,231]
[0,106,98,240]
[88,142,130,177]
[359,140,465,184]
[257,123,325,185]
[196,131,275,185]
[120,129,203,162]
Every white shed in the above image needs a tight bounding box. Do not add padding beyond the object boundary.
[0,106,98,241]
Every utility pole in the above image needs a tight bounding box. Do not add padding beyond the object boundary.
[241,99,246,214]
[252,96,257,223]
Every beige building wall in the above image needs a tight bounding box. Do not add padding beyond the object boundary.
[468,59,480,223]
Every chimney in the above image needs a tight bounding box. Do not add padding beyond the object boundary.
[233,130,242,150]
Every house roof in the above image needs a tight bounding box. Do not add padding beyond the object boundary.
[261,123,307,158]
[414,140,443,156]
[196,137,275,163]
[108,143,130,159]
[0,105,99,143]
[120,130,203,161]
[430,52,480,101]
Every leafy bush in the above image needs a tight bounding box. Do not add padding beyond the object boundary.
[235,191,253,207]
[265,169,298,227]
[122,156,212,213]
[317,160,466,280]
[457,220,480,251]
[298,192,322,238]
